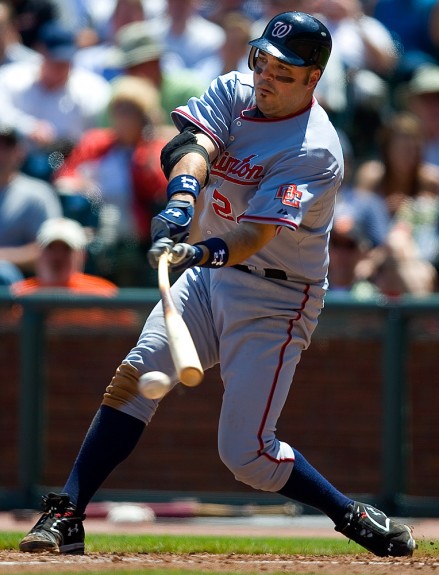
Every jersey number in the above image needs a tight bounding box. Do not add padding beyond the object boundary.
[212,189,234,221]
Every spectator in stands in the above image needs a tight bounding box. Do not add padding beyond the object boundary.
[81,0,163,45]
[403,64,439,168]
[328,202,379,296]
[110,21,206,130]
[313,0,398,76]
[73,0,148,80]
[11,217,117,296]
[251,0,309,34]
[0,124,62,285]
[148,0,225,81]
[0,0,41,66]
[10,0,58,49]
[353,112,439,295]
[208,11,253,77]
[199,0,262,25]
[0,20,111,181]
[312,0,398,157]
[10,217,138,328]
[370,0,439,81]
[328,131,388,296]
[51,0,100,50]
[53,75,168,286]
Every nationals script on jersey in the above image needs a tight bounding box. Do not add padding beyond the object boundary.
[172,71,344,285]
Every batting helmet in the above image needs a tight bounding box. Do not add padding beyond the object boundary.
[248,12,332,73]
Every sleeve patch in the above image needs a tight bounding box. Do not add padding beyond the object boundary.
[275,184,302,208]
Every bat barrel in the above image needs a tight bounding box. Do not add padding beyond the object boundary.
[180,366,204,387]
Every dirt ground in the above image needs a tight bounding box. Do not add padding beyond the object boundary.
[1,512,439,574]
[1,550,439,574]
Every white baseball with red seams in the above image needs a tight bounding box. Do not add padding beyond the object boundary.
[138,371,171,400]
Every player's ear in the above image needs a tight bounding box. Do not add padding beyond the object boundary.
[308,67,322,89]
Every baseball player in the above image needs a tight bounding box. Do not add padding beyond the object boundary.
[20,12,415,558]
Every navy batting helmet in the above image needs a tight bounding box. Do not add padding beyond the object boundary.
[248,12,332,73]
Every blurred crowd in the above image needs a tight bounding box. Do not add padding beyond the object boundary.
[0,0,439,297]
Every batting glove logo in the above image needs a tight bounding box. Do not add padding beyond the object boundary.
[165,207,186,220]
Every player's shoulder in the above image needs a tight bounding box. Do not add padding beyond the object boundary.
[212,71,255,108]
[305,100,339,140]
[216,70,254,91]
[302,100,344,170]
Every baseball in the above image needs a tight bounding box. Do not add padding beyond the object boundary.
[138,371,172,399]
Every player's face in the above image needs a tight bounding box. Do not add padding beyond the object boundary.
[253,51,321,118]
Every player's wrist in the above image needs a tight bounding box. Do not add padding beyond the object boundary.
[194,238,229,268]
[166,174,200,201]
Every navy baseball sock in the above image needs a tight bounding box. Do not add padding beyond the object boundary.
[63,405,145,514]
[277,449,353,525]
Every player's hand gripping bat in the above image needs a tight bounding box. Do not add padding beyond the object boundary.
[158,251,203,387]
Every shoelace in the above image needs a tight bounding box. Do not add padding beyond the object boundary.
[42,494,74,518]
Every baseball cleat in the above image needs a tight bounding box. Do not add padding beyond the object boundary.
[19,492,85,554]
[335,501,416,557]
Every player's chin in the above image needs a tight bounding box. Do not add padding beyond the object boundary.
[255,97,274,116]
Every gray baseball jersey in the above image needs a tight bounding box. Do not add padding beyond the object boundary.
[172,71,344,285]
[123,71,344,493]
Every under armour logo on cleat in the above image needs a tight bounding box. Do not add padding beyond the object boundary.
[364,507,390,533]
[68,524,79,536]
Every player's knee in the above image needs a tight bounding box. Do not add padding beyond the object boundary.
[218,436,266,490]
[102,361,158,424]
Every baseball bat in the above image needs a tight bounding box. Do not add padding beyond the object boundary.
[158,252,203,387]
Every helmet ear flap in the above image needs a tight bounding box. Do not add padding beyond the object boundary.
[248,46,258,71]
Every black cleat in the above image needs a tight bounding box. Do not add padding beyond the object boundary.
[19,493,85,554]
[335,501,416,557]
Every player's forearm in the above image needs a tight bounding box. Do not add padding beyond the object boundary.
[167,133,217,205]
[197,222,277,267]
[169,153,207,189]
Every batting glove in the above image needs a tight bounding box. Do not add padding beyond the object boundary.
[147,237,174,269]
[151,199,194,244]
[168,243,204,274]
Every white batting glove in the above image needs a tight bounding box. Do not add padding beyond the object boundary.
[147,237,174,269]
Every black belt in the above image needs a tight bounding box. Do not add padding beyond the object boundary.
[233,264,288,281]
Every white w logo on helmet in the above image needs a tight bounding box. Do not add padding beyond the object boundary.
[271,22,292,38]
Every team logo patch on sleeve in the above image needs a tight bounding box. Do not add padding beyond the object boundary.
[275,184,302,208]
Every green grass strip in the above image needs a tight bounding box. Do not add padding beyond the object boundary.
[3,531,439,555]
[2,531,365,555]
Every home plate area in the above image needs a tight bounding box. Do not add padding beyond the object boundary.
[1,551,439,575]
[1,504,439,574]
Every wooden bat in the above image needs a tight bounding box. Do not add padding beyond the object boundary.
[158,252,203,387]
